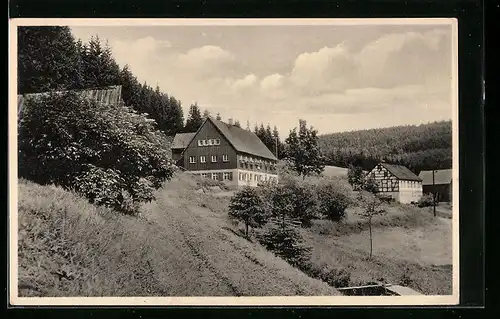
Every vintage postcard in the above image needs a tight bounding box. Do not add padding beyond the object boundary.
[9,18,459,306]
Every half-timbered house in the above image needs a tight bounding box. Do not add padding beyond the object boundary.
[171,117,279,186]
[366,162,423,204]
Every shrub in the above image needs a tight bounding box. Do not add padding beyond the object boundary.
[273,179,319,227]
[229,187,269,236]
[417,194,434,207]
[362,176,379,194]
[347,165,364,191]
[18,91,174,214]
[258,221,312,267]
[316,181,351,221]
[319,267,351,288]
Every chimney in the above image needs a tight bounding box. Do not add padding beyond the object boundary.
[228,118,233,125]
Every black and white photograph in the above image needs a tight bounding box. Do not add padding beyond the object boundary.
[9,18,459,306]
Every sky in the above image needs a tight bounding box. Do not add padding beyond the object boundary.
[70,21,455,137]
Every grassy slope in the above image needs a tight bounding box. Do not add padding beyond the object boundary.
[18,176,339,297]
[304,202,453,295]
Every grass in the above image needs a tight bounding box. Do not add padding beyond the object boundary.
[17,175,339,297]
[303,200,453,295]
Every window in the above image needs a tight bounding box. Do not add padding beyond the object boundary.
[222,155,229,162]
[189,156,196,164]
[198,140,203,146]
[384,171,388,177]
[215,139,220,145]
[223,172,231,180]
[211,173,218,180]
[211,155,217,162]
[200,156,206,163]
[201,173,208,178]
[239,173,242,181]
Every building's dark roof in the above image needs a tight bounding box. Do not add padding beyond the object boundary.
[17,86,123,120]
[380,162,422,181]
[418,169,452,185]
[171,132,196,149]
[182,117,277,161]
[209,117,278,161]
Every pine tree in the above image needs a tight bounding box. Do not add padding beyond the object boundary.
[119,65,142,109]
[184,103,203,132]
[82,36,120,89]
[216,112,222,121]
[246,120,251,131]
[18,26,84,93]
[234,120,241,128]
[285,119,325,179]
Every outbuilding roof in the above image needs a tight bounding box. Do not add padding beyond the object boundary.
[418,169,453,185]
[171,132,196,149]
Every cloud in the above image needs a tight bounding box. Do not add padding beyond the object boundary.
[231,74,258,90]
[175,45,237,79]
[289,44,356,93]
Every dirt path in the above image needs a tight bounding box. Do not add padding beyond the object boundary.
[143,187,340,296]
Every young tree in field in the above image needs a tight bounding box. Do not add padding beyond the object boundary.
[347,164,364,190]
[184,103,203,132]
[228,187,268,237]
[356,191,386,259]
[284,119,325,180]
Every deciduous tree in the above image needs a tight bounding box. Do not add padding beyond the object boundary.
[285,119,325,179]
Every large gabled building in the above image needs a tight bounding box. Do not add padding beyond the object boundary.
[171,117,279,186]
[366,162,423,204]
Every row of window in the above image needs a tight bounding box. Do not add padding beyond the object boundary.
[401,180,420,188]
[197,138,220,147]
[198,172,233,181]
[189,155,229,164]
[238,172,277,182]
[239,162,276,172]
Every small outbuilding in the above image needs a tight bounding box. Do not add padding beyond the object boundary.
[418,169,453,203]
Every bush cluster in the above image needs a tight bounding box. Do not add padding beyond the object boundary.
[18,92,175,215]
[416,194,434,207]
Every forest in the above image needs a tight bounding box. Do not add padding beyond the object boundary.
[318,121,452,173]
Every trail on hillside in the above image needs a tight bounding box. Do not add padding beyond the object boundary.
[143,177,339,296]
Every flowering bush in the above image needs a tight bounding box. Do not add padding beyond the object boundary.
[18,91,174,214]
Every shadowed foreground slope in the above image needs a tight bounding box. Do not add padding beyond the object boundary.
[18,177,339,297]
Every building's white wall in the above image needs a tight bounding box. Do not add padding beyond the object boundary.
[235,169,278,187]
[398,180,423,204]
[186,168,278,187]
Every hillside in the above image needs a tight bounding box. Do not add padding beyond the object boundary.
[18,176,339,297]
[318,121,452,173]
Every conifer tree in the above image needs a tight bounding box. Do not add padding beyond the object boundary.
[18,26,84,93]
[184,103,203,132]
